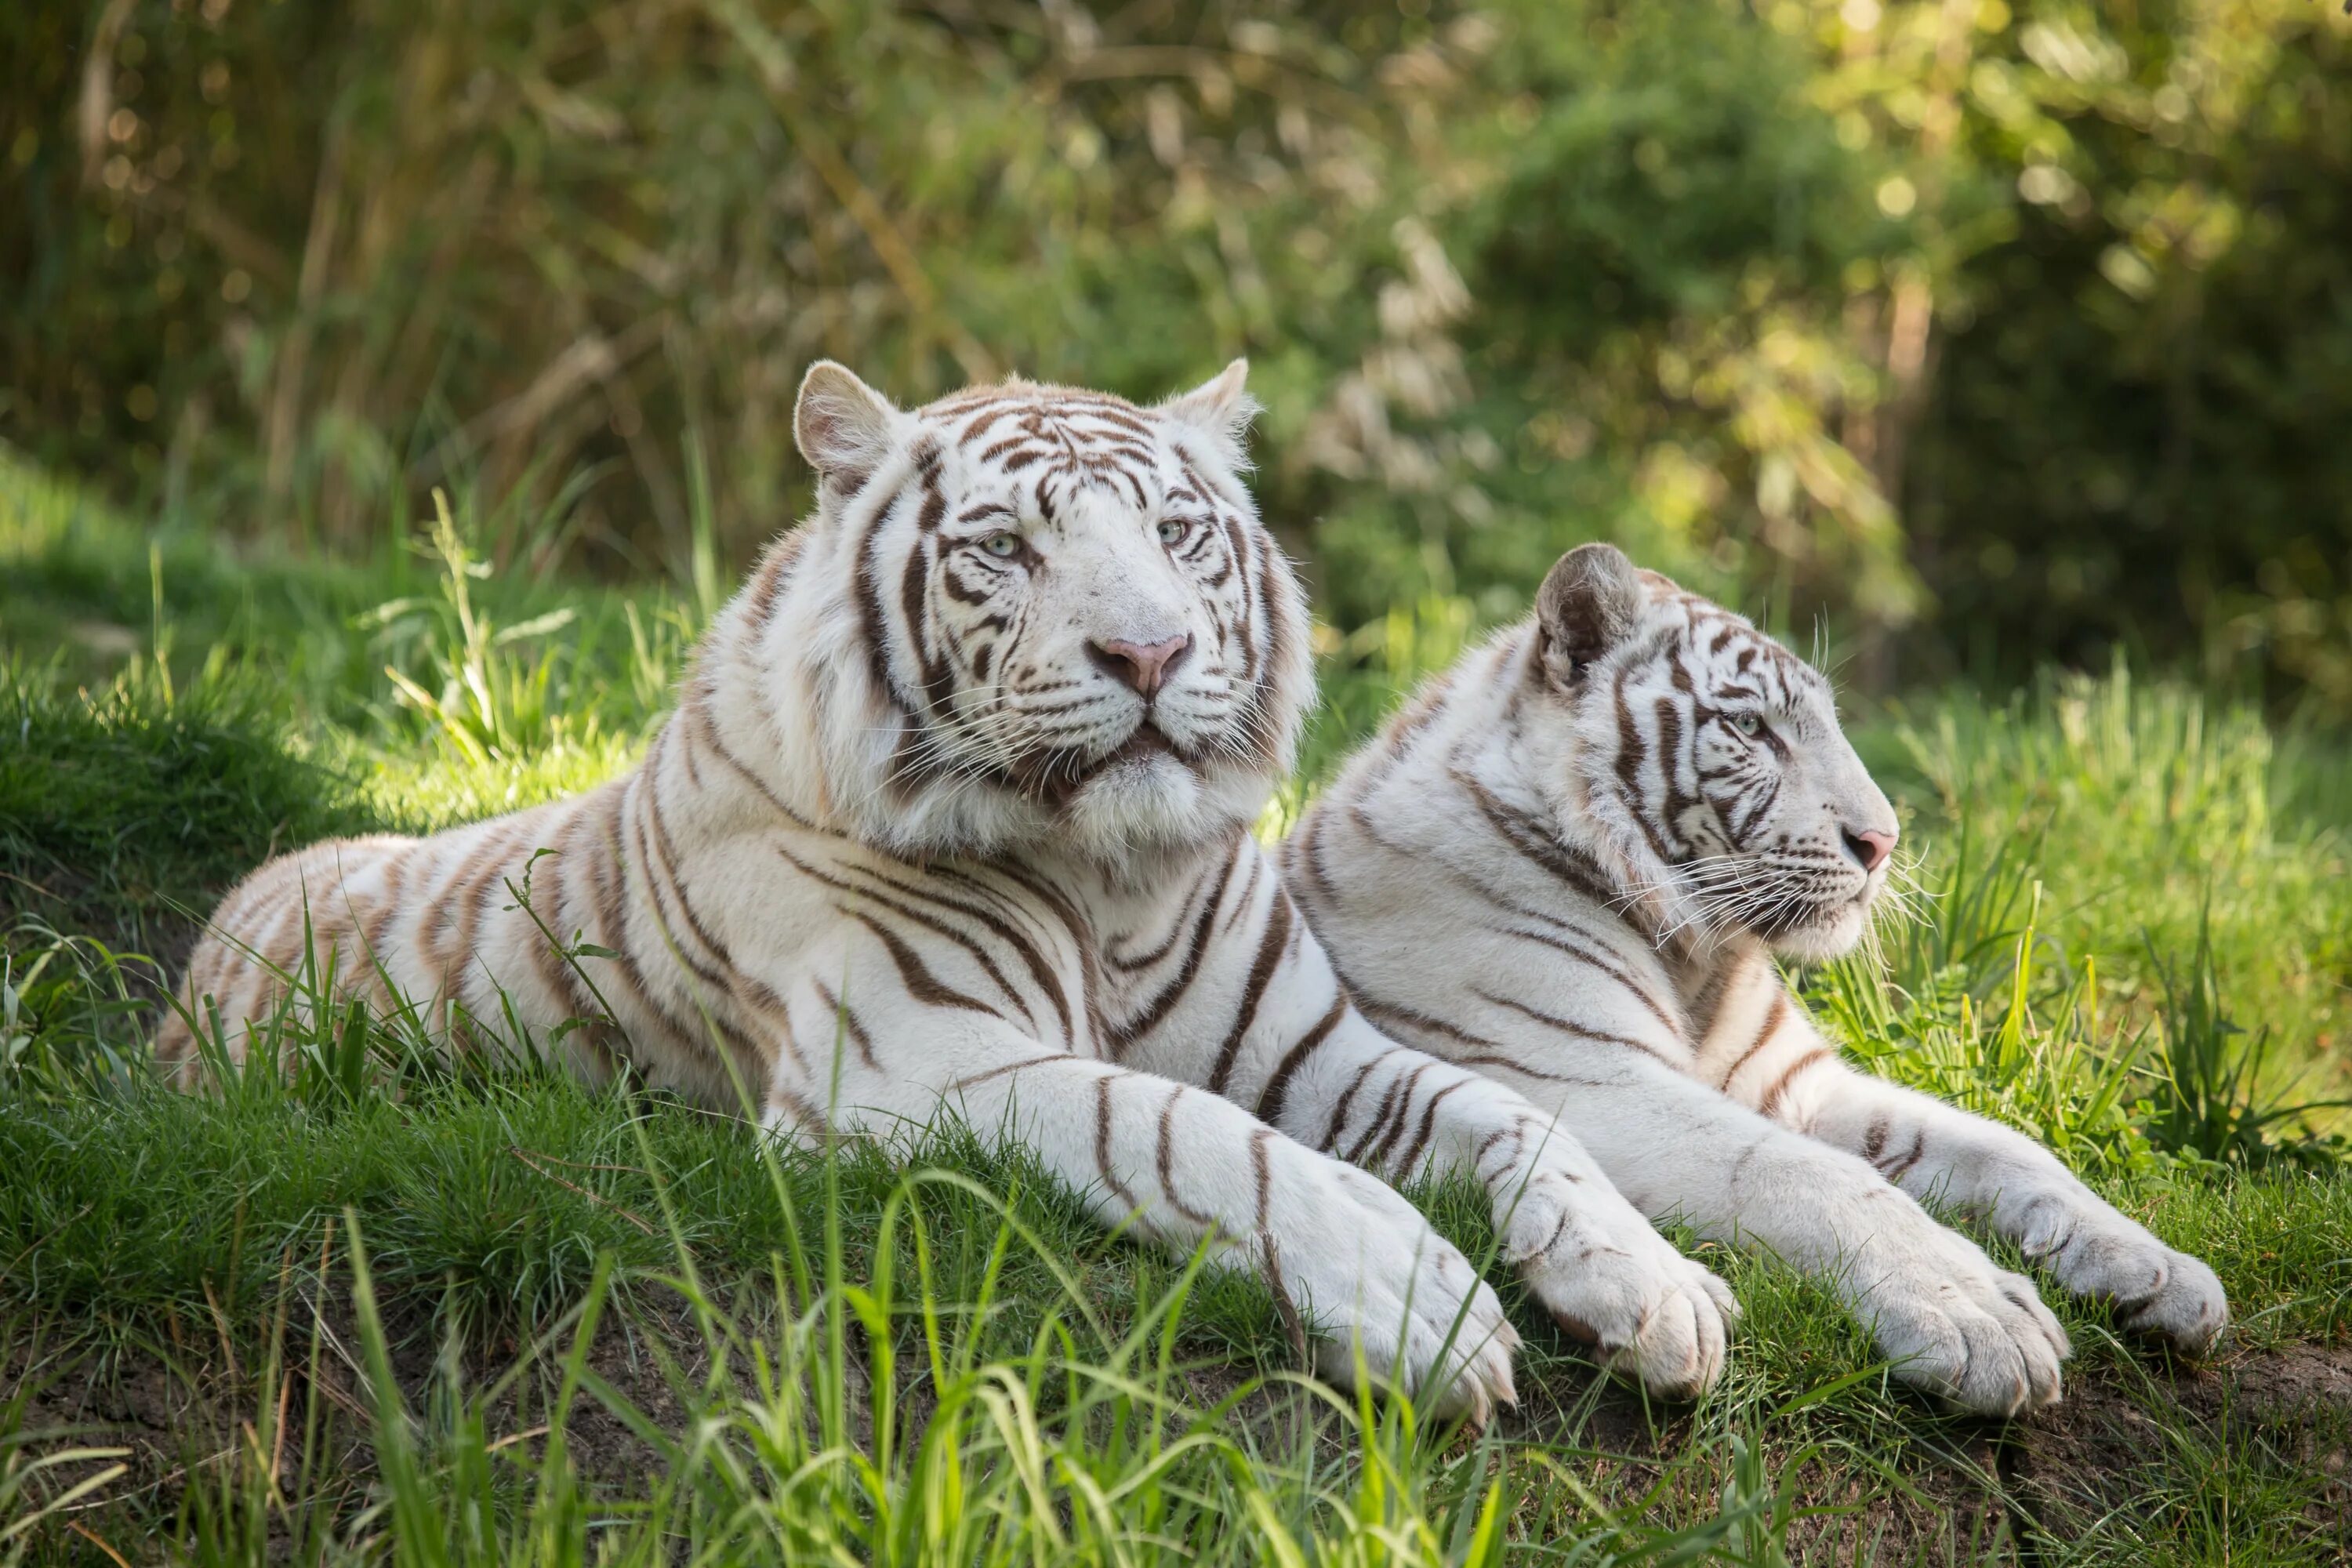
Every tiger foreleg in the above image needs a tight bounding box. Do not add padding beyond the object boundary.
[1747,1029,2227,1355]
[1251,1009,1737,1399]
[818,1029,1521,1423]
[1471,1051,2072,1416]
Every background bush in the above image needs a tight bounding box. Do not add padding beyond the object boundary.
[5,0,2350,702]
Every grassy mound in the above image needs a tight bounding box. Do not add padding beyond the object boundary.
[2,461,2347,1563]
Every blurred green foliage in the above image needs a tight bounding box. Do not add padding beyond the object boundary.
[5,0,2350,702]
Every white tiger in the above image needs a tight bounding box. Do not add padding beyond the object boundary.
[1285,543,2228,1415]
[161,368,1737,1417]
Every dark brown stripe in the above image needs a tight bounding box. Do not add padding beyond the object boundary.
[760,989,814,1080]
[521,876,596,1025]
[1441,1049,1610,1084]
[844,909,1003,1020]
[841,880,1031,1026]
[1252,993,1348,1131]
[1094,1073,1142,1211]
[978,859,1109,1053]
[1451,765,1620,908]
[1472,988,1679,1068]
[361,847,412,960]
[1111,844,1240,1051]
[1612,658,1681,869]
[854,482,912,706]
[1473,1123,1522,1178]
[1882,1129,1928,1184]
[1718,990,1791,1094]
[1755,1048,1831,1122]
[631,799,733,998]
[1155,1086,1215,1225]
[452,822,522,968]
[1352,1062,1432,1167]
[839,858,1074,1044]
[1496,921,1684,1044]
[1105,870,1209,972]
[1205,888,1295,1096]
[594,795,753,1076]
[1221,853,1264,936]
[1250,1127,1274,1233]
[948,1052,1066,1093]
[782,848,1031,1026]
[1354,995,1506,1056]
[1392,1079,1464,1178]
[811,980,883,1073]
[687,695,815,828]
[747,532,802,630]
[1319,1055,1385,1153]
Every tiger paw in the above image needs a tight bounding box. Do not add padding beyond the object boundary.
[2021,1201,2227,1356]
[1280,1160,1522,1424]
[1853,1220,2070,1417]
[1502,1173,1736,1399]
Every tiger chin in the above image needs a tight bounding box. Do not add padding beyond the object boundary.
[158,368,1755,1424]
[1287,543,2228,1417]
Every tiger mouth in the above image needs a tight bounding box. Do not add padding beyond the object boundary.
[1003,720,1191,805]
[1744,884,1875,938]
[1062,720,1185,789]
[1092,724,1178,770]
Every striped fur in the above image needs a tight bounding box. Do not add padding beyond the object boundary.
[157,372,1735,1416]
[1287,543,2228,1416]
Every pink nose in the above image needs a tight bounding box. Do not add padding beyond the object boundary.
[1843,827,1897,873]
[1089,634,1192,698]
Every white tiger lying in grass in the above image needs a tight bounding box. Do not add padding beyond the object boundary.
[1284,543,2227,1415]
[161,365,1737,1419]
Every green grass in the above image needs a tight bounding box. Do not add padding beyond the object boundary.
[3,454,2349,1563]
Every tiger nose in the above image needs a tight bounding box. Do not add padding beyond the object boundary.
[1088,634,1192,699]
[1842,827,1897,873]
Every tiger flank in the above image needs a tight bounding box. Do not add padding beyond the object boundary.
[1286,543,2228,1415]
[160,367,1737,1417]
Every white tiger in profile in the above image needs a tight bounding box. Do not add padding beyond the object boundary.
[1286,542,2227,1414]
[162,367,1739,1417]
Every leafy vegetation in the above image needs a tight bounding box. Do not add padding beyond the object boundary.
[8,0,2352,706]
[3,457,2348,1563]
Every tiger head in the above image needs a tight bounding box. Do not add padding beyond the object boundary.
[1527,543,1900,961]
[773,361,1313,864]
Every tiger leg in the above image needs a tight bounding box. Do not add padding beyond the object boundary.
[1723,1002,2226,1353]
[1247,1007,1737,1398]
[806,1022,1521,1421]
[1457,1047,2070,1414]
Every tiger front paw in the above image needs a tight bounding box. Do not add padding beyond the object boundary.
[1853,1220,2071,1417]
[1283,1162,1523,1425]
[2020,1200,2227,1356]
[1503,1174,1737,1399]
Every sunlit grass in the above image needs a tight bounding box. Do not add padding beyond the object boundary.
[1865,667,2352,1109]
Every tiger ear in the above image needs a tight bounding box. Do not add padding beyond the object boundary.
[1535,543,1645,689]
[1157,358,1259,466]
[794,361,901,492]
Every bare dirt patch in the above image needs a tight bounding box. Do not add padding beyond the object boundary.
[2009,1343,2352,1552]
